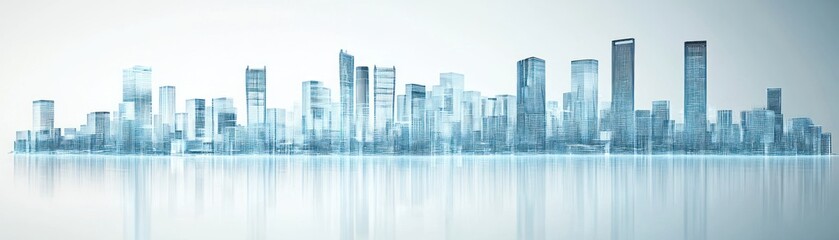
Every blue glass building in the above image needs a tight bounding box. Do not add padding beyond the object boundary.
[611,39,636,152]
[516,57,546,152]
[571,59,599,145]
[684,41,707,153]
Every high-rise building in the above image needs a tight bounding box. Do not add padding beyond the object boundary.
[635,110,652,153]
[246,66,267,152]
[212,98,236,153]
[516,57,546,152]
[405,84,427,152]
[611,38,636,152]
[266,108,287,153]
[546,100,561,148]
[809,125,823,155]
[159,86,176,132]
[339,50,355,152]
[462,91,482,152]
[821,133,832,155]
[790,117,814,154]
[483,95,516,153]
[87,111,110,151]
[373,66,396,152]
[562,92,575,144]
[571,59,599,145]
[116,102,135,153]
[651,100,671,152]
[355,66,371,151]
[122,65,152,153]
[185,99,206,142]
[432,72,465,153]
[32,100,55,151]
[684,41,707,153]
[302,80,331,151]
[742,109,774,154]
[716,110,734,153]
[767,88,784,151]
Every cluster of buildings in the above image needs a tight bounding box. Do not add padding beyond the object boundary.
[14,40,833,155]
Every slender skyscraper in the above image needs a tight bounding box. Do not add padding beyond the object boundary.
[32,100,55,151]
[767,88,784,150]
[123,65,152,153]
[159,86,176,132]
[355,66,370,151]
[611,39,635,152]
[571,59,599,145]
[684,41,707,153]
[716,110,734,153]
[635,110,652,153]
[246,66,267,152]
[339,50,355,152]
[185,99,206,142]
[212,98,236,152]
[302,81,331,151]
[434,72,465,152]
[373,66,396,152]
[651,100,670,152]
[405,84,427,152]
[516,57,546,152]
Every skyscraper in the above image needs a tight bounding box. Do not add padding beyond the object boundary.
[716,110,734,153]
[158,86,176,153]
[571,59,599,145]
[405,84,427,152]
[635,110,652,153]
[611,39,636,152]
[462,91,482,151]
[355,66,370,151]
[684,41,707,153]
[651,100,671,152]
[790,117,814,154]
[767,88,784,150]
[212,98,236,153]
[185,99,206,142]
[433,72,465,153]
[246,66,267,152]
[373,66,396,152]
[339,50,355,152]
[159,86,176,132]
[32,100,55,151]
[302,81,331,151]
[516,57,546,152]
[87,111,110,151]
[266,108,287,153]
[742,109,774,154]
[122,65,152,153]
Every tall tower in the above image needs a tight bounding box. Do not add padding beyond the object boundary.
[611,39,636,152]
[516,57,546,152]
[373,65,396,152]
[684,41,707,153]
[122,65,152,153]
[571,59,599,145]
[246,66,267,152]
[767,88,784,150]
[159,86,176,132]
[32,100,55,151]
[355,66,371,151]
[339,50,355,152]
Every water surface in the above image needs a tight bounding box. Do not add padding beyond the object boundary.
[0,154,836,240]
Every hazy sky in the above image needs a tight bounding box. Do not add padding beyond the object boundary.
[1,0,837,151]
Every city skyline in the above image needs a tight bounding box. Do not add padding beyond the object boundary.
[13,41,834,155]
[2,0,838,153]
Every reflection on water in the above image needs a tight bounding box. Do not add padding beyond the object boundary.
[3,155,838,240]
